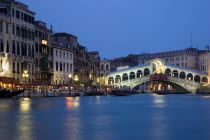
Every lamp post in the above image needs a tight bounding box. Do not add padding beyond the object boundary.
[22,70,29,97]
[68,74,72,96]
[74,75,79,92]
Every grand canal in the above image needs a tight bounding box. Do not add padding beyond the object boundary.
[1,94,210,140]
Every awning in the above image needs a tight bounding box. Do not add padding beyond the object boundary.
[42,57,49,63]
[0,77,19,84]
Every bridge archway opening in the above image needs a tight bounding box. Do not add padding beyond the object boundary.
[122,73,128,81]
[115,75,121,83]
[172,70,178,77]
[132,80,189,93]
[137,70,142,78]
[144,68,150,76]
[152,60,164,74]
[130,72,135,80]
[108,77,114,85]
[165,68,171,75]
[202,77,208,83]
[180,72,186,79]
[187,73,193,81]
[194,75,200,83]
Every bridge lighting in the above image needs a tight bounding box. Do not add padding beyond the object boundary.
[140,74,142,77]
[188,77,191,80]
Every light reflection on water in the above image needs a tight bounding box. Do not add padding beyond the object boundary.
[0,94,210,140]
[17,98,34,140]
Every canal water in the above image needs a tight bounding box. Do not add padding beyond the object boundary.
[0,94,210,140]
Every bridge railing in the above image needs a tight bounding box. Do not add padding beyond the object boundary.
[168,76,201,86]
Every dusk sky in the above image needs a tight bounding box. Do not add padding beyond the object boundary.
[19,0,210,59]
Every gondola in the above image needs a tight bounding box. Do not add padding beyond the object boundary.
[0,89,10,98]
[0,89,25,98]
[6,89,25,98]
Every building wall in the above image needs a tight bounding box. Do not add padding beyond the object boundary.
[52,45,74,85]
[34,21,53,84]
[0,1,36,83]
[99,61,110,85]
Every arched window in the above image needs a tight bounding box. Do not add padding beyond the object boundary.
[6,41,9,53]
[17,42,20,55]
[0,39,3,52]
[108,77,114,85]
[144,68,150,76]
[115,75,121,83]
[202,77,208,83]
[180,72,186,79]
[165,68,171,75]
[172,70,178,77]
[129,72,135,80]
[12,41,16,54]
[106,64,109,71]
[194,75,200,83]
[101,64,104,70]
[187,73,193,81]
[137,70,142,78]
[122,73,128,81]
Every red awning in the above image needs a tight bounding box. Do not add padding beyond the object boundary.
[0,77,19,84]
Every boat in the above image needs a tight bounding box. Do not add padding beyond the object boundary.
[6,89,25,98]
[0,89,10,98]
[0,89,25,98]
[112,89,137,96]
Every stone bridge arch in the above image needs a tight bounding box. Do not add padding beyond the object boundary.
[112,76,201,93]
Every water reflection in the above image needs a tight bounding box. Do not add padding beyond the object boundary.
[16,98,35,140]
[153,95,165,108]
[65,97,80,109]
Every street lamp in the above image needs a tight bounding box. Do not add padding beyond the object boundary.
[22,70,29,83]
[68,74,72,96]
[74,75,79,82]
[22,70,29,97]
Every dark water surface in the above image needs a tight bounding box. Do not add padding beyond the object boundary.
[1,94,210,140]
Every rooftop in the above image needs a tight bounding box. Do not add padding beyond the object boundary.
[54,32,77,38]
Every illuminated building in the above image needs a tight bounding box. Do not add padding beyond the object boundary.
[0,0,36,83]
[34,21,53,84]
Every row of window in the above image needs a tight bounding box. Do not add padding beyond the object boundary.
[15,25,35,40]
[35,30,50,40]
[55,62,73,73]
[55,50,73,60]
[0,21,9,34]
[100,64,109,71]
[12,62,35,74]
[12,9,35,24]
[8,40,34,57]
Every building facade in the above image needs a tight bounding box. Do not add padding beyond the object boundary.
[99,59,110,85]
[110,54,140,72]
[34,21,53,84]
[52,45,74,86]
[0,0,36,83]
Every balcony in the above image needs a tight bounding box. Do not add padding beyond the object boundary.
[0,13,10,20]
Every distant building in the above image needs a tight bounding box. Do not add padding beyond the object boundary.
[52,45,74,86]
[99,59,110,85]
[110,54,140,72]
[88,51,100,85]
[138,48,206,70]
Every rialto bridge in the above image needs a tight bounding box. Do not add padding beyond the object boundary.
[107,58,210,93]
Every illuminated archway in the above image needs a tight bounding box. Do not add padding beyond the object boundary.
[194,75,200,83]
[129,72,135,80]
[122,73,128,81]
[144,68,150,76]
